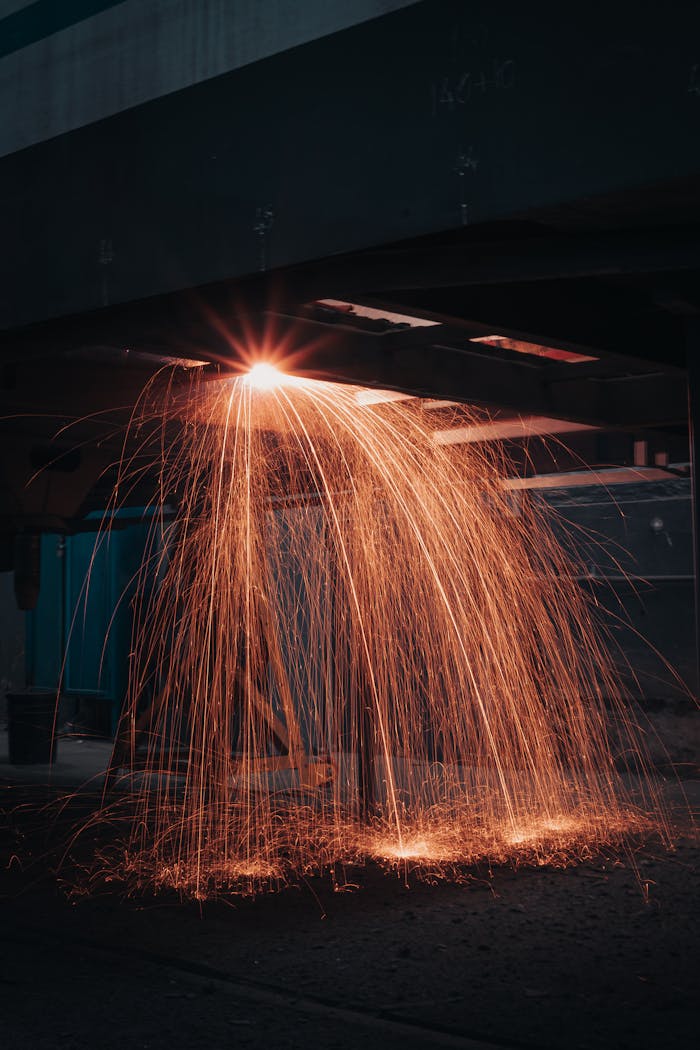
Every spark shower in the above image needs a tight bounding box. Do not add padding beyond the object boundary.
[99,365,663,898]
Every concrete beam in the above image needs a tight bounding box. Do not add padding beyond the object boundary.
[0,0,417,156]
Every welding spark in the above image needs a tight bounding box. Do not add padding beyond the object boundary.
[244,361,285,390]
[88,370,667,899]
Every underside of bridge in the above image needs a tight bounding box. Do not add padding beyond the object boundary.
[0,4,697,726]
[1,0,698,531]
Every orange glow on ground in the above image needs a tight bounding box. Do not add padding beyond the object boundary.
[374,838,435,861]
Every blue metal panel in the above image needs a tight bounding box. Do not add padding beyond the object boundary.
[64,530,111,695]
[26,515,157,733]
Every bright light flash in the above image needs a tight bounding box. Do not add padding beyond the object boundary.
[245,362,284,390]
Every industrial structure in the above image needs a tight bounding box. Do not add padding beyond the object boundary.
[1,6,699,1050]
[0,0,698,737]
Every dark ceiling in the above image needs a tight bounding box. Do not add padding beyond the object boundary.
[1,0,699,538]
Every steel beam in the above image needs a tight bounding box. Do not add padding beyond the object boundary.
[297,336,688,429]
[2,0,700,332]
[687,318,700,697]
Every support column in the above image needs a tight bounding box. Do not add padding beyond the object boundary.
[687,318,700,697]
[354,656,377,821]
[358,692,377,821]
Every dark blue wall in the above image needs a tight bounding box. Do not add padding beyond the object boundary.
[543,478,696,699]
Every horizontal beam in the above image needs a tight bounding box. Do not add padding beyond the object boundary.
[295,227,700,295]
[0,293,688,431]
[366,281,688,369]
[297,337,688,429]
[504,466,689,491]
[433,417,596,445]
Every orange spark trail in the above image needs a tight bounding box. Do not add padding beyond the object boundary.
[95,370,667,898]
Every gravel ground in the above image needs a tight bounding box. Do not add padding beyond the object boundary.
[0,779,697,1050]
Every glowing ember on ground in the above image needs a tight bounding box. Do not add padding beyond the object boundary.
[503,818,579,844]
[375,838,435,860]
[86,371,669,898]
[366,833,468,866]
[542,817,578,834]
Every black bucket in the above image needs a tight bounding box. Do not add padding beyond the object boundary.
[7,692,57,764]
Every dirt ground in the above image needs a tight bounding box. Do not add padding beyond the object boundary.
[0,779,698,1050]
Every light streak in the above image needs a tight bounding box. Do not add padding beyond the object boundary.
[91,371,667,898]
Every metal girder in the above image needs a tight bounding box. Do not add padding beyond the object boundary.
[290,228,700,295]
[686,318,700,691]
[441,428,690,477]
[289,324,687,428]
[0,291,687,433]
[542,371,688,430]
[2,0,700,334]
[367,281,688,370]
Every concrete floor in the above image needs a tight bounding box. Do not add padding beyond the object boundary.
[0,728,113,788]
[0,735,698,1050]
